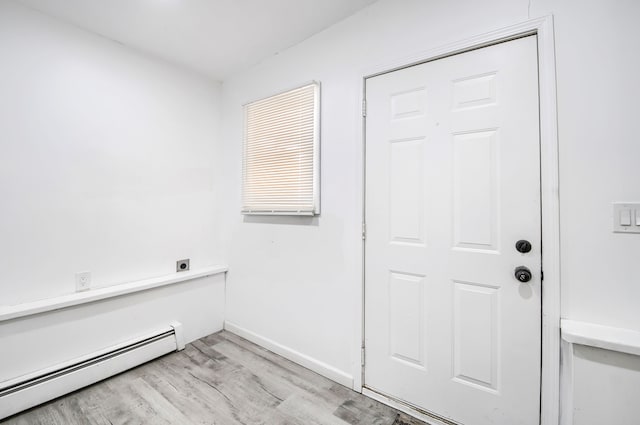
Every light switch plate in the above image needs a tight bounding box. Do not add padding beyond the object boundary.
[613,203,640,233]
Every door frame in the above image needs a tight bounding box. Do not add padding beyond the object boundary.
[357,16,560,425]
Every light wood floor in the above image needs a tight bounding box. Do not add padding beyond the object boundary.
[3,330,426,425]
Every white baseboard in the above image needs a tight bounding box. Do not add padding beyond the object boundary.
[224,321,353,388]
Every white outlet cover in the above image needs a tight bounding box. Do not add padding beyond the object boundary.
[75,271,91,291]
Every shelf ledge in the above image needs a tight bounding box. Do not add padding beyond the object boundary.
[0,265,228,323]
[562,319,640,357]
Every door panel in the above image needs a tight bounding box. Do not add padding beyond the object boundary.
[389,138,425,245]
[452,130,499,251]
[364,36,541,425]
[389,271,426,368]
[453,280,499,391]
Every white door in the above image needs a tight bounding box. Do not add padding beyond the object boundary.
[364,36,541,425]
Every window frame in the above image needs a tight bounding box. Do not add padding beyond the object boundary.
[241,81,321,216]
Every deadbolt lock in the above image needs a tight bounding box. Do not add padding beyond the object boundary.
[515,240,532,253]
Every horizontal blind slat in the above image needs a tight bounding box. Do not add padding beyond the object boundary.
[242,83,319,214]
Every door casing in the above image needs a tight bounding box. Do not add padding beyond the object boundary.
[355,16,560,425]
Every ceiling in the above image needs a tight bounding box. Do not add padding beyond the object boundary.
[16,0,378,81]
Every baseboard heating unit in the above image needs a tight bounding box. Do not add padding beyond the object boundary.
[0,321,185,420]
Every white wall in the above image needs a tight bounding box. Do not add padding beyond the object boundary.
[531,0,640,332]
[221,0,533,385]
[3,0,639,421]
[564,344,640,425]
[530,2,640,422]
[0,0,224,306]
[0,0,226,387]
[220,0,640,414]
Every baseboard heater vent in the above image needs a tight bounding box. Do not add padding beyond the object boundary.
[0,321,185,420]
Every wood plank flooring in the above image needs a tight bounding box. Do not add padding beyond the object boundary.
[2,330,427,425]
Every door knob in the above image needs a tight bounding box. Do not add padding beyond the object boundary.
[515,240,532,253]
[514,266,532,283]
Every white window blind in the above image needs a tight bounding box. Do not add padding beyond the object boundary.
[242,82,320,215]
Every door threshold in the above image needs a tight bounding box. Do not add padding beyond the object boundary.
[362,387,461,425]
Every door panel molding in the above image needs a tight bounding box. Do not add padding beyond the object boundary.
[357,16,560,425]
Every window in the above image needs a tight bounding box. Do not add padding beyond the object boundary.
[242,82,320,215]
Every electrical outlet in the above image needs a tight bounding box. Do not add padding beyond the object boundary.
[75,271,91,292]
[176,259,190,272]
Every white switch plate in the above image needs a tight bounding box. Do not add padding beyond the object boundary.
[613,203,640,233]
[75,271,91,291]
